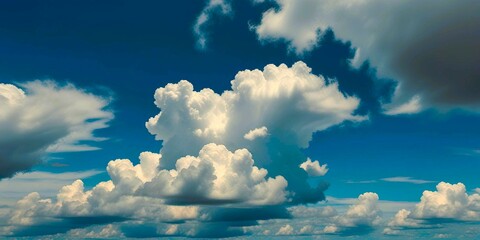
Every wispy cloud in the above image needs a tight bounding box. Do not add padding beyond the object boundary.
[381,177,435,184]
[345,180,377,184]
[193,0,232,50]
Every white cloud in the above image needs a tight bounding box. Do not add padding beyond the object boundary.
[253,0,480,109]
[384,95,422,115]
[244,126,268,141]
[299,225,313,235]
[193,0,232,49]
[0,81,113,179]
[0,146,285,236]
[299,158,328,177]
[276,224,293,235]
[324,192,381,234]
[146,61,362,203]
[381,176,435,185]
[140,143,288,205]
[412,182,480,220]
[387,209,422,229]
[387,182,480,234]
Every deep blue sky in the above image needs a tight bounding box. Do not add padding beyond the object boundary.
[1,0,479,203]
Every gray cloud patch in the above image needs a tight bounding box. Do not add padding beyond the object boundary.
[254,0,480,109]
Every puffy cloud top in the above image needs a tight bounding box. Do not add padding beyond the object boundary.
[146,61,361,203]
[324,192,381,234]
[140,143,288,205]
[299,158,328,177]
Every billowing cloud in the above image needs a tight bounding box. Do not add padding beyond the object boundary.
[193,0,232,49]
[324,192,381,235]
[1,62,362,237]
[140,143,288,205]
[299,158,328,177]
[146,61,362,203]
[0,81,112,179]
[387,182,480,234]
[253,0,480,109]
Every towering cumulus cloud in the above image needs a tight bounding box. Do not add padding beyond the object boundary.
[0,81,112,179]
[1,62,362,237]
[254,0,480,110]
[146,61,362,203]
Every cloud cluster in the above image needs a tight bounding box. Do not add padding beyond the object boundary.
[253,0,480,110]
[1,151,199,236]
[0,81,112,179]
[324,192,381,235]
[386,182,480,234]
[140,143,288,205]
[146,61,362,203]
[2,62,361,237]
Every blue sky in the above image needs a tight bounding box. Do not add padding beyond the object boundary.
[0,0,479,239]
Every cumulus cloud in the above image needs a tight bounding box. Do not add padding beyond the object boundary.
[324,192,381,235]
[1,151,199,236]
[140,143,288,205]
[387,182,480,234]
[253,0,480,109]
[193,0,232,49]
[299,158,328,177]
[146,61,362,203]
[0,81,112,179]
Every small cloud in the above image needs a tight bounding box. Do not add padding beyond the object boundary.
[299,158,328,177]
[384,95,422,115]
[50,162,69,168]
[276,224,294,235]
[434,233,450,239]
[244,126,268,141]
[325,192,382,235]
[381,176,435,184]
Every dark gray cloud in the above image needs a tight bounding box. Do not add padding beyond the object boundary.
[392,7,480,107]
[254,0,480,110]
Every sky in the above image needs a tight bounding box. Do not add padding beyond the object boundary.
[0,0,479,239]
